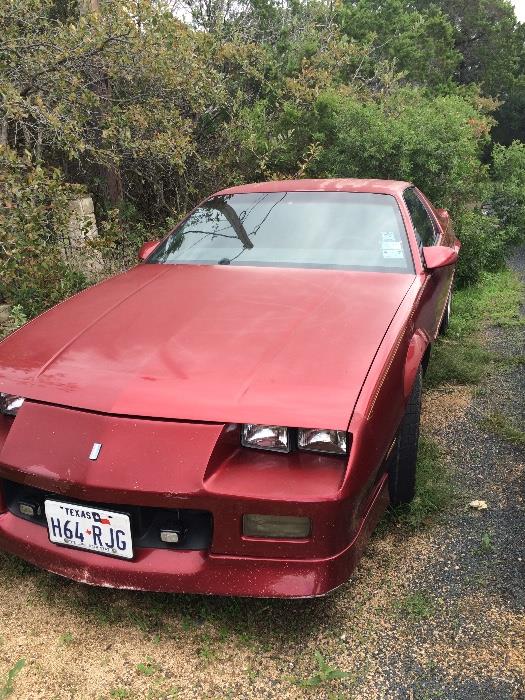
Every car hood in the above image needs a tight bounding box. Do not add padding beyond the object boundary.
[0,265,414,430]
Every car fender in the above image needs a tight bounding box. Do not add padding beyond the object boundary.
[404,330,429,399]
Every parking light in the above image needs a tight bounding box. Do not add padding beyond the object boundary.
[243,514,311,539]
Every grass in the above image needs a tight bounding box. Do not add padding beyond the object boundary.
[381,437,454,532]
[482,411,525,446]
[0,660,25,700]
[136,661,157,677]
[295,651,351,688]
[408,438,454,527]
[59,631,74,645]
[425,268,524,389]
[395,592,435,621]
[478,533,494,554]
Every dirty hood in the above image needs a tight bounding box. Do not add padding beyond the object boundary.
[0,264,414,430]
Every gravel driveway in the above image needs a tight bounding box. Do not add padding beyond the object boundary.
[0,254,523,700]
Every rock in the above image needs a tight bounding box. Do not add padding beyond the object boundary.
[0,304,10,323]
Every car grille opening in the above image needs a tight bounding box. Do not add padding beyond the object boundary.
[2,479,213,551]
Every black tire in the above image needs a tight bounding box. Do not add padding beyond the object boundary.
[439,291,451,335]
[388,365,422,506]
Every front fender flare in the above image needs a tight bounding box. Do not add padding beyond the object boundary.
[404,331,429,399]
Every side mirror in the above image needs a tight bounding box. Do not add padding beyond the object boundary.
[422,245,458,271]
[138,240,160,262]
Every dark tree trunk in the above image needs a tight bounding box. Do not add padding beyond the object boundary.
[80,0,124,207]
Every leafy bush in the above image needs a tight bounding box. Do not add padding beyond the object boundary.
[0,305,28,341]
[0,148,87,318]
[0,0,524,311]
[491,141,525,246]
[311,89,492,210]
[454,210,506,286]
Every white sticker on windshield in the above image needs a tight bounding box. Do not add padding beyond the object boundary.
[382,249,404,259]
[382,241,402,251]
[381,235,404,259]
[381,231,397,242]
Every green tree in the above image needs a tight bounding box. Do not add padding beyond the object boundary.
[0,147,87,315]
[0,0,228,216]
[415,0,521,95]
[339,0,460,87]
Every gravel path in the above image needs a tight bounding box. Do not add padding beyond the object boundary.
[352,248,525,699]
[0,255,523,700]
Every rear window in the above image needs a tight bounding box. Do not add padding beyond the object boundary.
[148,191,414,272]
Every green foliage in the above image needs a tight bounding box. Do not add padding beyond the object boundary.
[482,412,525,446]
[0,0,524,314]
[491,141,525,245]
[425,339,490,388]
[0,659,25,700]
[311,89,492,209]
[416,0,520,94]
[395,591,434,620]
[296,651,350,688]
[479,532,494,553]
[425,268,523,387]
[392,437,454,529]
[136,661,157,676]
[0,305,28,340]
[454,210,506,287]
[339,0,460,87]
[0,147,87,318]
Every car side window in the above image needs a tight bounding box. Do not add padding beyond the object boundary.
[403,188,436,247]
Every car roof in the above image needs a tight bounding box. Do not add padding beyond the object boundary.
[216,178,412,197]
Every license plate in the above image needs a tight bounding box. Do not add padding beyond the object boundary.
[44,499,133,560]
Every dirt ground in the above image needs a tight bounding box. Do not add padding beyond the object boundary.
[0,255,523,700]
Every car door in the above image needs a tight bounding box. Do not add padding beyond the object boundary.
[403,187,453,339]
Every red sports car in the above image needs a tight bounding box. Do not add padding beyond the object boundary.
[0,179,459,597]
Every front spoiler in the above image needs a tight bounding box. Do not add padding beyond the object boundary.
[0,477,388,598]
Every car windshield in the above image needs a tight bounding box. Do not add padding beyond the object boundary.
[148,191,414,272]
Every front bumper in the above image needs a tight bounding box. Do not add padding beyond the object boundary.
[0,401,389,597]
[0,478,387,597]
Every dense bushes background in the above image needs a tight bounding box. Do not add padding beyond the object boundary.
[1,0,525,318]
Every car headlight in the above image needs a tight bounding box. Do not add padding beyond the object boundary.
[298,428,347,455]
[241,424,290,452]
[0,393,25,417]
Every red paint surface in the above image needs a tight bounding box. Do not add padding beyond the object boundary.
[0,267,414,430]
[0,178,459,597]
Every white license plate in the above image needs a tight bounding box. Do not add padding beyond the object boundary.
[44,499,133,560]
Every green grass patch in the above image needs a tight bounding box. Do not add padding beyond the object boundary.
[482,411,525,446]
[394,591,435,620]
[425,341,490,388]
[294,652,351,689]
[477,532,494,554]
[0,660,25,700]
[425,268,524,389]
[388,437,454,530]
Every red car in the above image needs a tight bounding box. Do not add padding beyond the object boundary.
[0,179,459,598]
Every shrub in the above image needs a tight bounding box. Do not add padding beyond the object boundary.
[0,148,88,318]
[491,141,525,246]
[454,210,506,286]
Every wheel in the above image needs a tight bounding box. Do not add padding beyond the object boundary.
[439,291,451,335]
[388,365,422,506]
